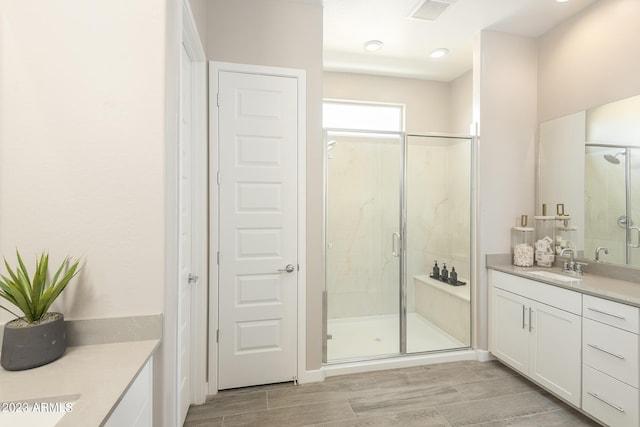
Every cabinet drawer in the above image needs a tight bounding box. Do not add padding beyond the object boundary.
[490,270,581,315]
[583,295,639,333]
[583,365,639,427]
[583,318,639,387]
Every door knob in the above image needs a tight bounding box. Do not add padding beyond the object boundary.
[278,264,295,273]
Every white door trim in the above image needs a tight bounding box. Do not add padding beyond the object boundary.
[181,0,208,406]
[208,61,307,394]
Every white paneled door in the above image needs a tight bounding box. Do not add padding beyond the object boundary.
[217,70,299,390]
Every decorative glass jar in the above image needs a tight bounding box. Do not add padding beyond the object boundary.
[556,216,577,254]
[534,215,555,267]
[512,215,534,267]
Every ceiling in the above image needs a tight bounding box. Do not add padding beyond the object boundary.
[323,0,598,82]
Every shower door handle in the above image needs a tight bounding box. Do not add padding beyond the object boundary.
[392,232,400,257]
[629,226,640,248]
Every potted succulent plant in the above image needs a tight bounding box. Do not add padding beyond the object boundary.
[0,251,81,371]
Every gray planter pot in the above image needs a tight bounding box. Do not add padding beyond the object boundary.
[1,312,67,371]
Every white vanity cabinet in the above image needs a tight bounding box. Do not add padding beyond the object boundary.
[489,270,582,407]
[582,295,639,427]
[104,357,153,427]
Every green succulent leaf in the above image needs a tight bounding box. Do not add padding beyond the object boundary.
[0,250,82,323]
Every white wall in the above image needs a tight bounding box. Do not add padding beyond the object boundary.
[0,1,180,425]
[538,0,640,122]
[206,0,324,371]
[475,31,538,349]
[0,0,166,322]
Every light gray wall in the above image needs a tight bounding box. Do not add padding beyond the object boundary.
[206,0,324,371]
[188,0,208,51]
[475,31,538,350]
[538,0,640,122]
[450,70,473,135]
[323,72,451,133]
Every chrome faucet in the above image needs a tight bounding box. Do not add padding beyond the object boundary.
[595,247,609,262]
[560,248,574,265]
[560,248,586,275]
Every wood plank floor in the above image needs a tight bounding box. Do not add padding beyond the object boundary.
[185,360,601,426]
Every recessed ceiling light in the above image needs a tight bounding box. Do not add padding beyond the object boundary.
[430,48,449,58]
[364,40,383,52]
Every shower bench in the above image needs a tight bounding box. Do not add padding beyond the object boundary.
[413,275,471,346]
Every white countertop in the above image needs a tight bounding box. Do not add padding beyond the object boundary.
[0,339,158,427]
[488,264,640,307]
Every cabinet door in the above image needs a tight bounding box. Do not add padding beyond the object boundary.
[104,358,153,427]
[491,288,530,375]
[530,301,581,407]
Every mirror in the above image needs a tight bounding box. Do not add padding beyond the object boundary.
[538,94,640,267]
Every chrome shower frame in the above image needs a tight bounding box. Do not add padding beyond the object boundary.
[322,128,476,364]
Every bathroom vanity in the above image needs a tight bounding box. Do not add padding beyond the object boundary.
[488,265,640,427]
[0,339,158,426]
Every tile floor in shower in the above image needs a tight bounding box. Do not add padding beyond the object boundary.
[327,312,465,361]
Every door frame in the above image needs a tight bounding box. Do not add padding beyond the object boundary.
[208,61,307,394]
[180,0,208,406]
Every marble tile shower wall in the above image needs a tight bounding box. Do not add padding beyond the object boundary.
[327,136,471,319]
[327,136,399,319]
[585,148,640,266]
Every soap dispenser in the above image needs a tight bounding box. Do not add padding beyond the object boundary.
[441,264,449,282]
[449,267,458,285]
[432,261,440,279]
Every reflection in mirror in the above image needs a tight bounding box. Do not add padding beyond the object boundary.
[538,112,585,254]
[539,94,640,267]
[585,95,640,267]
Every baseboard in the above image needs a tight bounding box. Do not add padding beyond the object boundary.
[298,369,324,384]
[322,349,478,377]
[475,349,494,362]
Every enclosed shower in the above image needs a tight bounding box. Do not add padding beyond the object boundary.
[323,128,473,363]
[585,145,640,266]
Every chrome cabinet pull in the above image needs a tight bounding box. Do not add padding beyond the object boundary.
[392,232,400,257]
[587,343,625,360]
[522,305,526,329]
[529,307,533,332]
[587,306,625,320]
[188,274,199,283]
[587,391,625,413]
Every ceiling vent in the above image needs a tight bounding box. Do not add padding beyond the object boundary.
[410,0,456,21]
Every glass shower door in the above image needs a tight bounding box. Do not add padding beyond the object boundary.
[325,130,402,361]
[404,135,472,353]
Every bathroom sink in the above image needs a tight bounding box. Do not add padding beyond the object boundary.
[528,270,582,283]
[0,396,77,427]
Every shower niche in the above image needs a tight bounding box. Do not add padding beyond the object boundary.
[323,129,473,363]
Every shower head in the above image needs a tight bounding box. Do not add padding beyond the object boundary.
[604,152,625,164]
[327,140,337,151]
